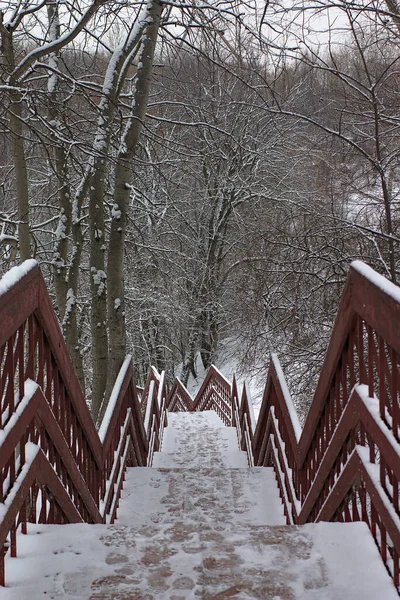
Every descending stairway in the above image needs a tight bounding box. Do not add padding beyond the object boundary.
[3,410,398,599]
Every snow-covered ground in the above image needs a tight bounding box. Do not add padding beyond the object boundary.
[3,411,398,599]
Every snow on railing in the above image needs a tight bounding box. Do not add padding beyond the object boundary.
[167,378,194,412]
[193,365,231,414]
[231,377,255,467]
[252,260,400,592]
[98,355,132,444]
[0,261,167,586]
[141,368,168,466]
[167,366,233,422]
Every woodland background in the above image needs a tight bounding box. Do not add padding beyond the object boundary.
[1,0,399,421]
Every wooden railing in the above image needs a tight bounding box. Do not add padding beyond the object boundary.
[167,378,194,412]
[167,365,233,425]
[232,376,256,467]
[0,260,167,586]
[142,367,168,466]
[251,261,400,591]
[192,365,231,417]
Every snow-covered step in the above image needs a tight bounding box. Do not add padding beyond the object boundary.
[153,410,249,468]
[117,466,286,527]
[4,521,397,599]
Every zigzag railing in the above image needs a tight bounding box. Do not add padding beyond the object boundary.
[167,365,233,421]
[0,261,167,586]
[167,365,233,424]
[167,378,194,412]
[250,261,400,591]
[5,258,396,586]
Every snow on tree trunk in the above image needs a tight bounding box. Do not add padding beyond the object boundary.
[1,23,31,260]
[103,0,163,419]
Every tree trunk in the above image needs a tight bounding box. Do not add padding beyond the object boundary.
[46,2,85,390]
[1,23,31,260]
[103,0,163,418]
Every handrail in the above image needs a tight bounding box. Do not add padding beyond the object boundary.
[252,260,400,591]
[167,378,194,412]
[143,369,168,466]
[232,376,255,467]
[166,366,233,420]
[0,261,168,585]
[192,364,231,413]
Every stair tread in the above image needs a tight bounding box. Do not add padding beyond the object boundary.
[4,521,397,599]
[117,466,286,527]
[153,410,250,468]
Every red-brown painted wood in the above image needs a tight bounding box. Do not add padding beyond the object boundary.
[252,263,400,591]
[0,262,169,586]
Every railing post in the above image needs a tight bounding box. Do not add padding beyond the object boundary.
[0,541,9,587]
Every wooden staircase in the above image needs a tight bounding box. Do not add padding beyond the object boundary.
[1,410,397,598]
[1,260,400,596]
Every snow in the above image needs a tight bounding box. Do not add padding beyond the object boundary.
[357,384,400,454]
[243,380,257,434]
[352,260,400,304]
[0,442,40,521]
[105,433,131,523]
[271,407,302,516]
[111,203,121,220]
[118,463,285,529]
[357,444,400,531]
[99,413,131,521]
[72,197,79,225]
[269,433,296,524]
[153,410,249,469]
[47,38,58,94]
[54,212,67,240]
[156,370,165,409]
[90,267,106,296]
[0,234,18,243]
[62,287,76,327]
[3,522,112,598]
[0,260,37,296]
[0,380,38,445]
[298,521,397,599]
[272,353,302,441]
[3,407,398,598]
[3,519,397,599]
[98,355,132,443]
[143,380,156,432]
